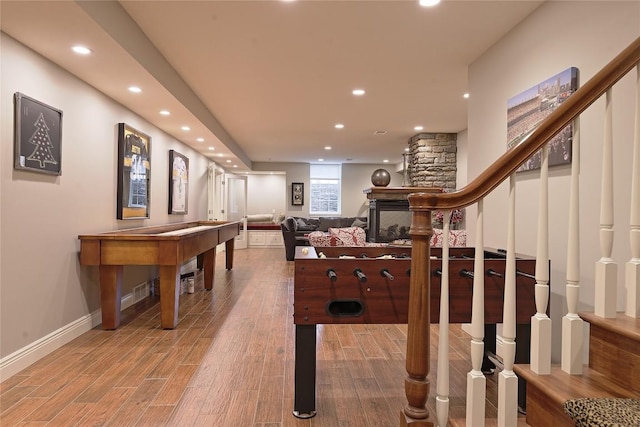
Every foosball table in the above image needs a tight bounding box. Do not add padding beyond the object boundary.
[292,245,546,418]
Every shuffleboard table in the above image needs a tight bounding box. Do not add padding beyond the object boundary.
[78,221,240,329]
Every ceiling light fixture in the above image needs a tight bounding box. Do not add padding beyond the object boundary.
[226,160,232,163]
[324,146,332,150]
[128,86,142,93]
[414,126,424,131]
[197,137,204,142]
[318,158,324,162]
[159,110,170,116]
[383,159,389,163]
[352,89,366,96]
[72,45,91,55]
[419,0,440,7]
[181,126,190,131]
[335,123,344,129]
[208,147,215,151]
[463,93,470,99]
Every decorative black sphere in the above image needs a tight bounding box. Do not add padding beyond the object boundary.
[371,168,391,187]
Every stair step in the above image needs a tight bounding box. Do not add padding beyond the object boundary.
[579,311,640,396]
[514,312,639,427]
[514,365,634,426]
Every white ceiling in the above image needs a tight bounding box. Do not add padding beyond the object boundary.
[1,0,543,172]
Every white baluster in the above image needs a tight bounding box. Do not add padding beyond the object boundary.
[562,117,584,375]
[595,89,618,318]
[466,200,486,427]
[498,176,518,427]
[531,145,551,374]
[627,64,640,319]
[436,211,451,427]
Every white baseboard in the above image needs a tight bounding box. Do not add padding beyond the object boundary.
[0,290,136,382]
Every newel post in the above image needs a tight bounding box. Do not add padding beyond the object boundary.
[401,193,435,427]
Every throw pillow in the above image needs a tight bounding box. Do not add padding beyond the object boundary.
[329,227,366,246]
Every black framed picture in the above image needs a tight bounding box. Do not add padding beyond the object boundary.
[117,123,151,220]
[292,182,304,206]
[168,150,189,214]
[14,92,63,175]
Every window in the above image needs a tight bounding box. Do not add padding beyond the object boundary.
[309,164,341,215]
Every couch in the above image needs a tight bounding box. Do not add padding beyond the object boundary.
[281,216,368,260]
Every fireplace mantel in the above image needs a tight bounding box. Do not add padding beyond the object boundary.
[363,186,441,201]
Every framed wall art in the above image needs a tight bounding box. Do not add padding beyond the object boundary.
[168,150,189,214]
[14,92,63,175]
[292,182,304,206]
[117,123,151,220]
[507,67,578,172]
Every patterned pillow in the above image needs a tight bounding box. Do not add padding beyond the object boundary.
[430,229,467,247]
[328,227,366,246]
[308,231,336,247]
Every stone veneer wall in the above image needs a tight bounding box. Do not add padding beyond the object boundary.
[407,132,457,190]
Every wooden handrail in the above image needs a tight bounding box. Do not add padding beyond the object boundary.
[401,35,640,426]
[408,35,640,211]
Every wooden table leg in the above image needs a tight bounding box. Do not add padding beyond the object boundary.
[202,247,216,291]
[225,237,235,270]
[99,265,123,330]
[159,265,181,329]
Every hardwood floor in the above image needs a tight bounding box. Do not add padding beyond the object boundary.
[1,247,524,426]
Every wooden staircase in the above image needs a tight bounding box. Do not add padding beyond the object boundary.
[514,312,640,426]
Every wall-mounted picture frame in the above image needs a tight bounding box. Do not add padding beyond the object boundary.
[14,92,63,175]
[168,150,189,214]
[507,67,579,172]
[292,182,304,206]
[117,123,151,220]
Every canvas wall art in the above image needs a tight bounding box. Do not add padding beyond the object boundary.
[507,67,578,172]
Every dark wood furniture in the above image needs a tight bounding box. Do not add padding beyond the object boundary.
[292,245,542,418]
[78,220,240,330]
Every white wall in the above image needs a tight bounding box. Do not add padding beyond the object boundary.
[253,161,402,218]
[0,35,214,370]
[246,173,286,216]
[466,1,639,361]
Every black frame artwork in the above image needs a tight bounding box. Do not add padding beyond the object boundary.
[117,123,151,220]
[14,92,63,175]
[168,150,189,214]
[292,182,304,206]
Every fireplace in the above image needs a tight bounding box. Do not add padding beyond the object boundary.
[364,186,442,243]
[368,199,411,242]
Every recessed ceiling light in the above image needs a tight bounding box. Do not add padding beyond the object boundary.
[463,93,470,99]
[72,45,91,55]
[414,126,424,131]
[159,110,170,116]
[197,137,204,142]
[318,158,324,162]
[383,159,389,163]
[324,146,332,150]
[233,165,238,168]
[419,0,440,7]
[405,147,410,152]
[352,89,366,96]
[128,86,142,93]
[181,126,190,131]
[335,124,344,129]
[208,147,215,150]
[218,154,224,157]
[226,160,232,163]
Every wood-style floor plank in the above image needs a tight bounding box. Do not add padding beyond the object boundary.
[0,247,525,426]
